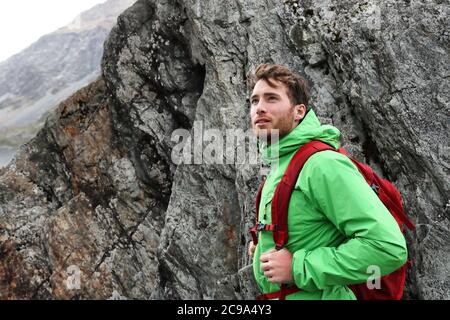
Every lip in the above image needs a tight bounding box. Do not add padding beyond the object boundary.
[254,118,271,125]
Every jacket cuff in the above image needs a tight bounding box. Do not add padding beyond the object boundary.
[292,249,319,292]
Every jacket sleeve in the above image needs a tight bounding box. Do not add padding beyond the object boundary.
[292,150,408,292]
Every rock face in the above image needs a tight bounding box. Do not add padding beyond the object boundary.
[0,0,448,299]
[0,0,136,166]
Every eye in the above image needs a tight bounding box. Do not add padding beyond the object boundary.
[250,98,259,106]
[268,96,277,101]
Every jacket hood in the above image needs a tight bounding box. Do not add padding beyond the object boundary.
[261,109,341,164]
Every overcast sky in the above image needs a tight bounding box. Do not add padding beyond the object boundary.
[0,0,106,63]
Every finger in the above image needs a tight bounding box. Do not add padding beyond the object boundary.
[260,248,276,260]
[268,276,279,284]
[263,270,273,279]
[260,254,269,263]
[265,272,280,284]
[261,262,271,272]
[260,249,276,263]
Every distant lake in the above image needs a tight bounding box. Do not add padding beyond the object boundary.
[0,147,15,167]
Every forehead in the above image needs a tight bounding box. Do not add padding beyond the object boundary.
[251,79,288,96]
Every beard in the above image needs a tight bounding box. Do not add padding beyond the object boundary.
[252,108,296,144]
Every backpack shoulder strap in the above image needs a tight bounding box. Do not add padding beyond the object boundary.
[255,180,265,221]
[272,140,335,249]
[250,180,266,245]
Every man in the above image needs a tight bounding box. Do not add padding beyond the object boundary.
[247,63,407,300]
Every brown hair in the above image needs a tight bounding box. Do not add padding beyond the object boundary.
[248,63,310,109]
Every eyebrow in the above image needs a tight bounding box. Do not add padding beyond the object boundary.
[250,92,281,100]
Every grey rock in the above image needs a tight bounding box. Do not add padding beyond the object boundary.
[0,0,448,299]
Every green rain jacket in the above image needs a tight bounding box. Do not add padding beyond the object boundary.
[252,109,408,300]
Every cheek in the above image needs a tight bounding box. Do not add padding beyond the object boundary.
[272,108,291,125]
[268,106,280,120]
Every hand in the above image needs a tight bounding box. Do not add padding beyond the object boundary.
[260,248,294,285]
[248,241,256,258]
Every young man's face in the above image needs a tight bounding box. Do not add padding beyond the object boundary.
[250,79,305,142]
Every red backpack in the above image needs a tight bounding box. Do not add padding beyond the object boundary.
[249,140,415,300]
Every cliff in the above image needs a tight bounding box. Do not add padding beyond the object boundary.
[0,0,448,299]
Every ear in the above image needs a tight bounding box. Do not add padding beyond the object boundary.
[294,104,306,121]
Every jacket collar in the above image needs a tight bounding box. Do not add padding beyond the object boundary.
[261,109,341,165]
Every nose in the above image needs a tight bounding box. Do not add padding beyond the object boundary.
[255,100,267,115]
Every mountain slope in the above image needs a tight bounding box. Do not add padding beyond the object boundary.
[0,0,136,166]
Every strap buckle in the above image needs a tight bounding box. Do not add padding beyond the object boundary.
[371,183,380,194]
[257,223,266,231]
[256,223,277,232]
